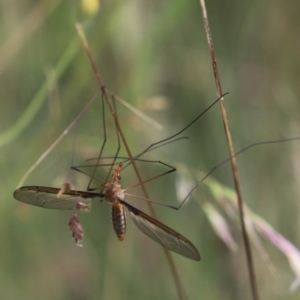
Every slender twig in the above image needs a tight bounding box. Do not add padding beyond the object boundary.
[199,1,260,300]
[76,24,187,300]
[17,93,100,187]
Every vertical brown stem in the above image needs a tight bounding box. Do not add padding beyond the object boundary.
[199,1,260,300]
[76,24,187,300]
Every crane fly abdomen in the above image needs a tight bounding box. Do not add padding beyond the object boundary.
[111,203,126,241]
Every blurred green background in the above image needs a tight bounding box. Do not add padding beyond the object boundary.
[1,0,300,299]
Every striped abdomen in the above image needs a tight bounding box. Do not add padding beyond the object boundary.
[111,204,127,241]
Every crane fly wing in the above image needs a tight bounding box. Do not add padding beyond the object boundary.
[13,186,96,210]
[122,201,200,261]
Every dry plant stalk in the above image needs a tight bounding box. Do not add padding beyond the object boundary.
[75,24,187,300]
[199,1,260,300]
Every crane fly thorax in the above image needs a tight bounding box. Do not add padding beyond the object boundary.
[102,162,125,205]
[104,182,125,205]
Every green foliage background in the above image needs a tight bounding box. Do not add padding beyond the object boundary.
[1,0,300,299]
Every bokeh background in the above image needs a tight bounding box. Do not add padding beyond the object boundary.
[1,0,300,299]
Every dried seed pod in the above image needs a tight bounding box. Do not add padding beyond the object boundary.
[68,214,84,246]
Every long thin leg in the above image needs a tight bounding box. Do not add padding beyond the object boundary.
[173,136,300,210]
[72,158,176,193]
[85,94,121,192]
[133,93,228,161]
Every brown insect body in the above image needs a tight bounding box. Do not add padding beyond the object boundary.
[101,163,127,241]
[111,204,126,241]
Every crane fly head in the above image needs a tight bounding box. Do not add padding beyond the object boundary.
[111,162,123,182]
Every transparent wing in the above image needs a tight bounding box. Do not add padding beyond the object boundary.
[13,186,96,210]
[122,201,200,261]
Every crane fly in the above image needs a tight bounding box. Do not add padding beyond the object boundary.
[14,93,225,261]
[13,162,201,261]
